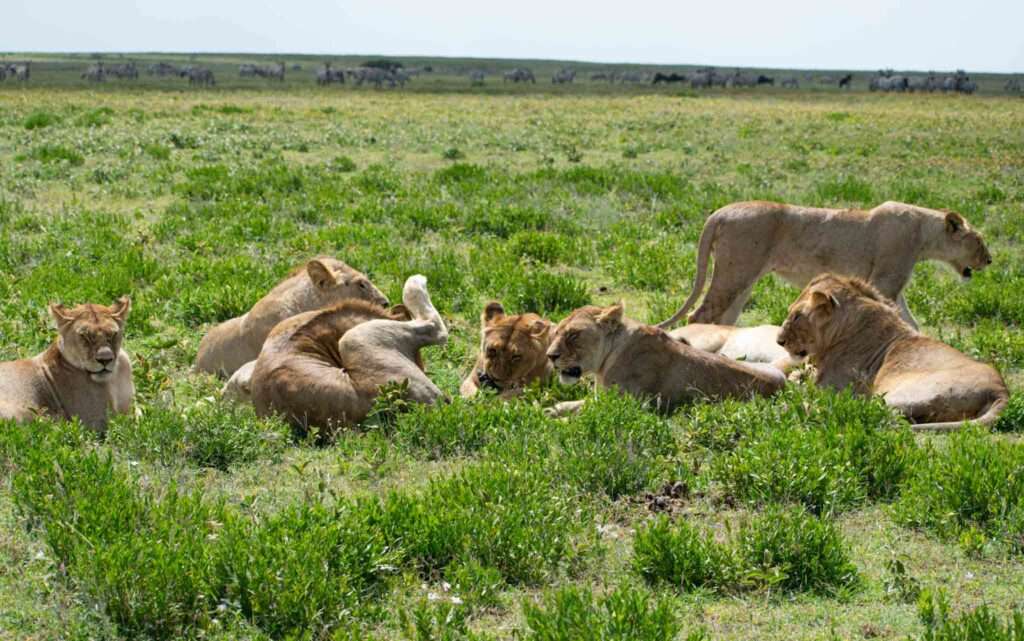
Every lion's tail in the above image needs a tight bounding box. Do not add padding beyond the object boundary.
[657,213,719,329]
[909,391,1009,433]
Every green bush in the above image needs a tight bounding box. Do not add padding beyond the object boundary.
[699,385,917,514]
[633,506,858,595]
[996,394,1024,433]
[23,110,60,129]
[917,589,1024,641]
[633,516,736,591]
[379,463,587,585]
[77,107,114,127]
[734,505,859,594]
[0,419,397,639]
[554,391,681,498]
[144,142,171,160]
[893,426,1024,553]
[387,398,549,459]
[27,144,85,166]
[523,584,688,641]
[329,155,357,172]
[107,402,291,470]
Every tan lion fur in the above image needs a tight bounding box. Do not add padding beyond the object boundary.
[0,297,133,430]
[659,200,992,330]
[545,303,785,416]
[777,273,1008,432]
[195,256,389,377]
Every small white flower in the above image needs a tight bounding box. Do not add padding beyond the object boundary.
[451,596,464,605]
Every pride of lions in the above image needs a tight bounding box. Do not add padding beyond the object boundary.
[0,200,1009,435]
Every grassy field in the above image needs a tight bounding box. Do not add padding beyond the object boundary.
[1,60,1023,640]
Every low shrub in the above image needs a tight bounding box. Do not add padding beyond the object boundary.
[893,426,1024,553]
[27,144,85,166]
[632,516,736,591]
[633,506,858,595]
[523,584,688,641]
[917,589,1024,641]
[386,398,549,459]
[107,401,290,470]
[77,107,114,127]
[23,109,60,129]
[554,391,681,499]
[733,505,859,594]
[696,385,917,514]
[0,419,397,639]
[379,462,588,586]
[995,393,1024,433]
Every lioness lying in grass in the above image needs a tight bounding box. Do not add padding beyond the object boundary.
[777,273,1009,432]
[545,303,785,417]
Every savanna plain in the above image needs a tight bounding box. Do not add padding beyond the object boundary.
[1,73,1024,641]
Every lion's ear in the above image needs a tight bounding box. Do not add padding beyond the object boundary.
[529,319,550,338]
[49,302,74,330]
[482,301,505,327]
[306,259,337,290]
[596,302,624,327]
[809,290,839,314]
[389,304,413,321]
[110,296,131,324]
[945,211,966,235]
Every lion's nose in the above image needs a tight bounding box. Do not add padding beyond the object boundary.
[96,347,115,365]
[986,257,993,265]
[547,352,560,363]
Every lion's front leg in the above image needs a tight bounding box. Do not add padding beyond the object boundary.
[108,351,135,415]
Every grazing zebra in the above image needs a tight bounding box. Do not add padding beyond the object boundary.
[147,62,179,77]
[239,63,258,77]
[725,72,756,88]
[689,71,712,88]
[82,63,105,82]
[469,70,486,86]
[105,62,138,80]
[258,62,285,81]
[184,67,215,87]
[1006,78,1023,94]
[552,68,576,84]
[316,63,345,85]
[502,68,536,83]
[781,76,799,88]
[618,70,645,83]
[7,62,30,81]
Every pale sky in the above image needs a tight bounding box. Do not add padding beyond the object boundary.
[4,0,1023,73]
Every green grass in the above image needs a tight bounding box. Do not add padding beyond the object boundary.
[0,74,1022,640]
[633,506,859,595]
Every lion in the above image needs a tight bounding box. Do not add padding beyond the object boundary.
[545,303,785,417]
[777,273,1009,432]
[460,301,553,399]
[250,275,447,435]
[658,200,992,330]
[195,257,389,377]
[0,297,133,430]
[667,323,794,370]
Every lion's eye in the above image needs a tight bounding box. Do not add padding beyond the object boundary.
[567,331,579,343]
[359,281,368,290]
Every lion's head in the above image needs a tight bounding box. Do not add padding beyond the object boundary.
[50,297,130,382]
[937,211,992,280]
[777,274,895,359]
[546,303,623,384]
[305,257,390,308]
[475,302,551,391]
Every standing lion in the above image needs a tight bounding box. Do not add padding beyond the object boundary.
[658,201,992,329]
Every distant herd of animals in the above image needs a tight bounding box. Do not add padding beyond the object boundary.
[0,200,1008,439]
[2,58,1022,94]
